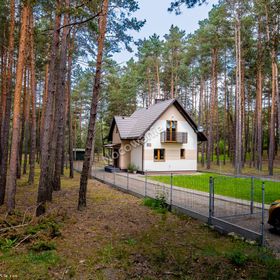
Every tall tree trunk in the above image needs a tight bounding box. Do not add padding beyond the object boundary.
[266,3,278,175]
[78,0,109,210]
[67,33,75,179]
[268,50,277,175]
[6,4,29,212]
[170,65,174,99]
[37,1,62,216]
[146,68,152,106]
[256,18,263,170]
[40,63,49,155]
[52,0,70,191]
[18,69,28,179]
[28,11,36,184]
[0,47,7,143]
[23,71,31,175]
[223,51,228,165]
[198,75,204,166]
[234,15,242,175]
[207,48,218,169]
[155,61,160,99]
[0,0,15,205]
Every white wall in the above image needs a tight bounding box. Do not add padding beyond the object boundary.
[130,144,143,171]
[143,105,197,172]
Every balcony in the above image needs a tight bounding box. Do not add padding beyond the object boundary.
[160,131,188,143]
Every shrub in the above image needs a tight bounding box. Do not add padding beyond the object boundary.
[143,196,168,213]
[127,163,138,173]
[227,250,248,266]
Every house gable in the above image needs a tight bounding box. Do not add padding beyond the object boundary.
[108,99,207,142]
[142,104,198,172]
[112,123,121,144]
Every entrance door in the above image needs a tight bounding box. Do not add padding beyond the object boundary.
[113,148,120,168]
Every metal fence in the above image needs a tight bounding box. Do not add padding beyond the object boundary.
[73,162,277,246]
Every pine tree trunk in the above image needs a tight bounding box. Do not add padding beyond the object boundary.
[78,0,109,210]
[256,18,263,170]
[67,34,75,179]
[37,1,62,216]
[155,61,160,99]
[18,70,28,179]
[28,11,36,185]
[0,0,15,205]
[207,48,218,169]
[6,4,29,212]
[40,63,49,155]
[0,47,7,143]
[23,71,31,175]
[268,51,277,175]
[234,16,242,175]
[52,0,70,191]
[223,52,227,165]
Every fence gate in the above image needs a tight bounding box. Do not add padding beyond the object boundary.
[209,176,265,244]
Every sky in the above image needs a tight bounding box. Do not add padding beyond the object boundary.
[112,0,219,64]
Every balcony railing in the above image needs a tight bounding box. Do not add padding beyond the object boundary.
[160,131,188,143]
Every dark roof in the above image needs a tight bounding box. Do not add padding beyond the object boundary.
[108,99,207,142]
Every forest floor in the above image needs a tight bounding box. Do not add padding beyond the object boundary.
[1,169,280,279]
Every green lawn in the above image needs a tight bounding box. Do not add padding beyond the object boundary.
[149,173,280,204]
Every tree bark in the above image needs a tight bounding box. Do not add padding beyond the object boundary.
[207,48,218,169]
[6,4,29,212]
[268,50,277,175]
[67,33,75,179]
[28,11,36,185]
[23,71,31,175]
[256,18,263,170]
[0,0,15,205]
[234,15,242,175]
[37,0,62,216]
[52,0,70,191]
[78,0,109,210]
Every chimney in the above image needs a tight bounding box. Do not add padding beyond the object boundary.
[155,98,165,104]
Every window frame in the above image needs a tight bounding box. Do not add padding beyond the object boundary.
[154,149,165,162]
[166,120,177,142]
[180,149,185,159]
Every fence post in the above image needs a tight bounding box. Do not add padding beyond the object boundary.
[113,169,116,185]
[208,176,213,225]
[127,172,129,190]
[250,177,254,214]
[261,182,265,246]
[144,172,147,197]
[170,173,173,209]
[212,177,215,216]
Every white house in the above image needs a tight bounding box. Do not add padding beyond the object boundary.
[106,99,207,173]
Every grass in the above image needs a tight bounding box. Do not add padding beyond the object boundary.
[0,251,61,279]
[149,173,280,204]
[1,167,280,278]
[198,159,280,178]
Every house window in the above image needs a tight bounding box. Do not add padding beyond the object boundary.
[180,149,185,159]
[166,120,177,142]
[154,149,165,161]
